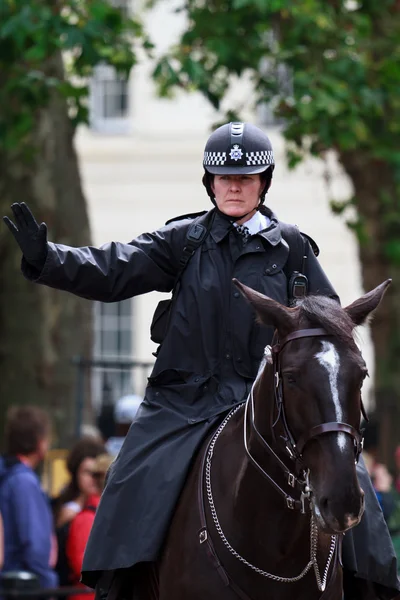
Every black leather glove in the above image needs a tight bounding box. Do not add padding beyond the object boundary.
[3,202,48,271]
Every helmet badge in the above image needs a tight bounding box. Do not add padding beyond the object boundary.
[229,144,243,161]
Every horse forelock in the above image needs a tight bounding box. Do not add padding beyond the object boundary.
[295,296,355,346]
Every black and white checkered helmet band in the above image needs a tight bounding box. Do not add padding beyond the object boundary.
[203,151,227,166]
[246,150,274,166]
[203,149,274,167]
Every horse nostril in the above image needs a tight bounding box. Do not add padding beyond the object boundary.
[320,496,329,514]
[317,495,337,528]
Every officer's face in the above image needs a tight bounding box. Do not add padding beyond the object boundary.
[211,174,265,223]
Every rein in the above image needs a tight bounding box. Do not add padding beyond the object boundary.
[198,406,340,597]
[198,326,366,597]
[244,386,310,512]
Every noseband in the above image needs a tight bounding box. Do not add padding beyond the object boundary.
[244,327,366,512]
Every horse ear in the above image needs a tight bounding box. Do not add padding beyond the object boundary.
[344,279,391,326]
[233,279,296,334]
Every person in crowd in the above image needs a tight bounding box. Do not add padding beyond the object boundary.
[371,464,397,524]
[0,511,4,571]
[386,446,400,573]
[0,406,58,588]
[3,122,400,599]
[105,395,142,458]
[362,422,397,523]
[54,437,105,529]
[91,454,115,492]
[395,446,400,494]
[66,453,114,600]
[53,437,105,586]
[80,424,104,441]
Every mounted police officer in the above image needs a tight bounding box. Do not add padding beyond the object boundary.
[3,122,399,600]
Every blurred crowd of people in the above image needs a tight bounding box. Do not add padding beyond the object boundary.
[0,394,142,595]
[0,401,399,595]
[363,436,400,569]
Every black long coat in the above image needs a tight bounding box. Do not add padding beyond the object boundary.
[23,207,400,596]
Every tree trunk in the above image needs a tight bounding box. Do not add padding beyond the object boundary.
[340,151,400,470]
[0,52,92,447]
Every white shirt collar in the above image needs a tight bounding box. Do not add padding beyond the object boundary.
[234,210,270,236]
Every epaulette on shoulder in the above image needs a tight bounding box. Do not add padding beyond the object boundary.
[301,232,319,257]
[165,211,208,226]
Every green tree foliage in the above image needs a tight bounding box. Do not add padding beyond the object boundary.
[0,0,148,442]
[151,0,400,465]
[0,0,149,151]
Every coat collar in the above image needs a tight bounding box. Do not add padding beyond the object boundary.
[209,205,282,247]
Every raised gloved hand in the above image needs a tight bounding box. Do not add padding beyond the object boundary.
[3,202,48,271]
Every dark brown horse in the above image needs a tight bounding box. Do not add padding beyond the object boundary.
[158,279,391,600]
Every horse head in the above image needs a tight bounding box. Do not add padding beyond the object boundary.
[234,279,391,535]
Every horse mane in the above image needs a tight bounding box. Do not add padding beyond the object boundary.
[296,296,355,345]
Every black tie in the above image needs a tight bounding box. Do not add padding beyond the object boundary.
[235,224,251,245]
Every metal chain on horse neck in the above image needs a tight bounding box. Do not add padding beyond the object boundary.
[203,405,337,591]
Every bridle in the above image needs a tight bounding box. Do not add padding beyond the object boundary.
[197,327,362,595]
[244,327,367,512]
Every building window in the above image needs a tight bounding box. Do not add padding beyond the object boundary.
[257,61,293,127]
[257,32,293,127]
[110,0,130,17]
[92,299,133,410]
[89,0,131,133]
[94,299,132,358]
[89,64,130,133]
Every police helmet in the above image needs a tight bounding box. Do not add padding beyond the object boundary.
[203,122,275,175]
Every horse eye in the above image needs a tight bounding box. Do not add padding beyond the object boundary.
[284,373,297,385]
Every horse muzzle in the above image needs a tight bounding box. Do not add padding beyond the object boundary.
[312,487,365,534]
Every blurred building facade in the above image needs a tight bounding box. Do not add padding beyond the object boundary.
[74,0,374,410]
